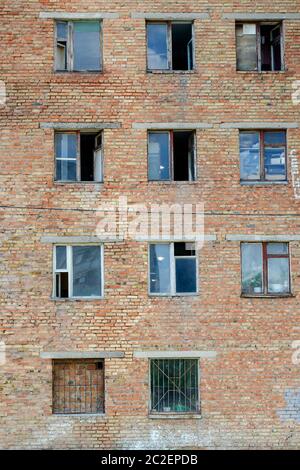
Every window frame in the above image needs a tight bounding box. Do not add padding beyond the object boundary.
[53,244,104,299]
[146,20,195,72]
[148,358,201,416]
[147,130,197,182]
[239,129,287,183]
[240,242,291,297]
[148,242,198,297]
[236,21,284,72]
[54,130,104,183]
[54,20,103,72]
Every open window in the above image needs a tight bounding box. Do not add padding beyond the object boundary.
[147,22,194,71]
[55,20,102,72]
[55,131,103,182]
[148,130,196,181]
[236,22,283,71]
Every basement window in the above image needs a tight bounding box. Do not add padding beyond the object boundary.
[54,245,103,299]
[55,20,102,72]
[240,130,286,182]
[150,359,199,414]
[241,242,291,296]
[147,22,194,71]
[148,131,196,181]
[236,22,283,71]
[149,242,197,295]
[53,360,105,414]
[55,131,103,182]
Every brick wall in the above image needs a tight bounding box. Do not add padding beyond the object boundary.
[1,0,300,449]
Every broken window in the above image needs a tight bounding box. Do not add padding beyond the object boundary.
[150,359,199,414]
[241,242,290,295]
[147,22,194,71]
[55,131,103,182]
[148,131,195,181]
[53,360,105,414]
[54,245,103,298]
[55,21,101,71]
[236,22,283,71]
[149,242,197,295]
[239,130,286,182]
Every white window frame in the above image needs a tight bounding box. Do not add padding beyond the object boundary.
[148,242,198,296]
[53,244,104,299]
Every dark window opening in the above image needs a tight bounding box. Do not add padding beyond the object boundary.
[260,24,282,71]
[172,23,193,71]
[173,131,195,181]
[80,134,95,181]
[56,272,69,298]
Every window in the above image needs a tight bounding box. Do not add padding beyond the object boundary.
[150,359,199,414]
[149,242,197,295]
[55,21,101,71]
[55,132,103,182]
[147,22,194,71]
[54,245,103,298]
[53,360,104,414]
[236,22,283,72]
[241,242,291,295]
[148,131,195,181]
[239,130,286,182]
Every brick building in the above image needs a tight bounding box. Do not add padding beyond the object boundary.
[1,0,300,449]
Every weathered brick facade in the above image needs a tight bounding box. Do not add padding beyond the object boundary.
[1,0,300,449]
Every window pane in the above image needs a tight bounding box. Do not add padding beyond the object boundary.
[56,246,67,270]
[151,359,198,413]
[56,159,77,181]
[268,258,290,293]
[267,243,288,255]
[264,131,286,146]
[73,21,101,70]
[236,24,257,71]
[175,258,197,293]
[240,132,260,180]
[147,23,168,70]
[72,246,102,297]
[149,244,171,294]
[264,147,286,180]
[148,132,170,180]
[57,22,68,40]
[241,243,263,294]
[174,242,195,256]
[55,133,77,159]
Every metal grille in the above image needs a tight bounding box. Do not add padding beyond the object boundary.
[150,359,199,413]
[53,360,104,414]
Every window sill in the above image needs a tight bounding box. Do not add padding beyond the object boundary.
[148,180,197,184]
[148,293,198,298]
[240,180,288,186]
[52,413,106,418]
[50,296,104,302]
[149,413,201,420]
[54,181,103,185]
[54,70,102,74]
[241,293,294,299]
[236,70,286,74]
[147,69,196,74]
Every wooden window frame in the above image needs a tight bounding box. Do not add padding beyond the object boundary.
[55,20,102,72]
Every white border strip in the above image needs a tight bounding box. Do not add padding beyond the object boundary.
[40,351,124,359]
[220,122,298,129]
[39,12,119,20]
[40,122,121,130]
[133,122,213,130]
[41,236,123,243]
[133,351,217,359]
[222,13,300,21]
[131,12,210,20]
[226,235,300,242]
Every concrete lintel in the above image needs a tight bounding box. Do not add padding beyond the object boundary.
[40,351,124,359]
[133,351,217,359]
[39,12,119,20]
[133,122,213,130]
[40,122,121,130]
[131,12,210,20]
[41,236,123,244]
[222,13,300,21]
[135,235,217,242]
[220,122,298,129]
[226,235,300,242]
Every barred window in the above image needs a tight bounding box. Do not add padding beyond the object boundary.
[53,360,105,414]
[150,359,199,414]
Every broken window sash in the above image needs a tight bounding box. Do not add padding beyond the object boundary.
[241,242,290,295]
[94,132,103,182]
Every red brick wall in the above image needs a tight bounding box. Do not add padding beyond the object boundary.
[1,1,300,449]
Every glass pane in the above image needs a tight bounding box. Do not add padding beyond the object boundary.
[236,24,257,71]
[264,147,286,180]
[72,246,102,297]
[268,258,290,293]
[55,133,77,159]
[264,131,286,146]
[267,243,288,255]
[56,246,67,270]
[57,22,68,40]
[239,132,260,180]
[241,243,263,294]
[149,244,171,294]
[73,22,101,71]
[175,258,197,293]
[56,159,77,181]
[147,23,168,70]
[148,132,170,180]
